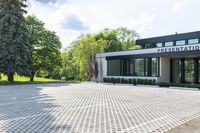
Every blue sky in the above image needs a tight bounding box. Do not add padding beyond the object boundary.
[27,0,200,49]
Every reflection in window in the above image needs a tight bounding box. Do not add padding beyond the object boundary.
[188,39,199,44]
[134,59,144,76]
[108,60,120,76]
[144,59,149,76]
[199,60,200,83]
[176,40,186,46]
[172,60,182,83]
[152,58,159,76]
[185,59,194,83]
[145,44,154,48]
[130,59,135,76]
[156,43,163,47]
[165,41,173,47]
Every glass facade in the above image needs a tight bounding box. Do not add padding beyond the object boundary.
[176,40,186,46]
[156,43,163,47]
[152,58,159,77]
[134,59,144,76]
[199,60,200,83]
[107,58,159,77]
[164,41,173,47]
[185,59,194,83]
[171,58,200,83]
[107,60,120,76]
[143,39,199,49]
[172,59,182,83]
[188,39,198,44]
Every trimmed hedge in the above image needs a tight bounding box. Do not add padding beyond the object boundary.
[103,77,200,89]
[157,82,170,87]
[103,77,156,86]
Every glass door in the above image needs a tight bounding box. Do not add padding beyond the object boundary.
[199,59,200,83]
[172,59,182,83]
[185,59,194,83]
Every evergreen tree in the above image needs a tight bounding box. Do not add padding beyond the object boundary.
[0,0,32,82]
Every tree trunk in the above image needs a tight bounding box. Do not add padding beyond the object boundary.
[7,73,14,82]
[30,71,35,82]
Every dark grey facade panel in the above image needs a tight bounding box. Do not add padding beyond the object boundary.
[106,50,200,60]
[136,31,200,46]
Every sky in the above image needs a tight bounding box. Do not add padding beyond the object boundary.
[27,0,200,49]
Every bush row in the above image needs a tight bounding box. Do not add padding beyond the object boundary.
[157,82,200,89]
[103,77,200,89]
[103,77,156,85]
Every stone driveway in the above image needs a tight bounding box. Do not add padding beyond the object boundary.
[0,83,200,133]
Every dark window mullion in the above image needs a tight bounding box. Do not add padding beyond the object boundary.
[194,58,199,84]
[181,58,185,83]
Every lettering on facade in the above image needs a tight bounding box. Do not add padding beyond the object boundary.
[157,44,200,53]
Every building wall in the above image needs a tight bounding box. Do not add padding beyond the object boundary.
[92,57,107,82]
[93,56,170,83]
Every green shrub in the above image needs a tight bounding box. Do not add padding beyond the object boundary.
[111,77,115,84]
[152,79,156,85]
[107,78,110,83]
[137,79,141,84]
[120,78,125,84]
[61,77,66,81]
[144,79,148,85]
[141,79,145,84]
[115,78,120,83]
[158,82,170,87]
[133,79,137,86]
[148,79,153,85]
[128,79,132,84]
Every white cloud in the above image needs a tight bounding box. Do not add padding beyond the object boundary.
[173,0,192,12]
[27,0,200,49]
[27,1,89,49]
[130,12,156,36]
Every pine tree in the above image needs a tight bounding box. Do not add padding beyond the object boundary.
[0,0,32,82]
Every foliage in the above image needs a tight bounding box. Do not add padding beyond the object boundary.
[0,0,32,82]
[157,82,170,87]
[0,74,79,85]
[62,27,140,81]
[25,16,62,81]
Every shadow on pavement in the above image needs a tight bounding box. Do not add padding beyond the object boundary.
[0,83,80,132]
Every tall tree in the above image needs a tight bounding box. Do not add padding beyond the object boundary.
[25,16,62,81]
[115,27,140,50]
[0,0,32,82]
[95,28,123,52]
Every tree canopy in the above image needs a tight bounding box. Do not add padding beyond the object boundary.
[61,27,140,81]
[25,16,62,81]
[0,0,32,82]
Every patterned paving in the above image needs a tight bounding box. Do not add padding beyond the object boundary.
[0,83,200,133]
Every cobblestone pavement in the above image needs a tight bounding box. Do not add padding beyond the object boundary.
[0,83,200,133]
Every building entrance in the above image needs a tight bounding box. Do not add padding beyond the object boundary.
[171,58,199,84]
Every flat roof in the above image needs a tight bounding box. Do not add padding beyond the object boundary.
[136,31,200,46]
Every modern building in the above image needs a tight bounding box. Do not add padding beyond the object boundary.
[95,31,200,84]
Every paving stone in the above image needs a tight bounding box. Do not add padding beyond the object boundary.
[0,83,199,133]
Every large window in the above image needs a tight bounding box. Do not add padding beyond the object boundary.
[130,59,135,76]
[107,58,160,77]
[176,40,186,46]
[134,59,144,76]
[172,59,182,83]
[199,60,200,83]
[188,39,199,44]
[185,59,194,83]
[165,41,173,47]
[156,43,163,47]
[152,58,159,76]
[108,60,120,76]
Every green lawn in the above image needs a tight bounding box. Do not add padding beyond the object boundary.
[0,75,80,85]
